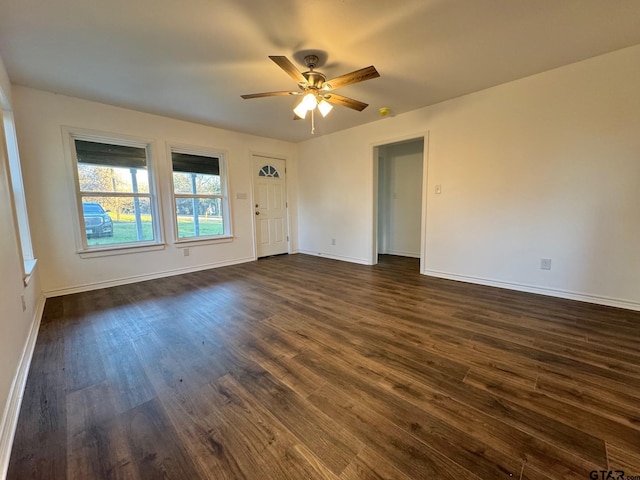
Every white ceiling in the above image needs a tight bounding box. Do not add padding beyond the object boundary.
[1,0,640,143]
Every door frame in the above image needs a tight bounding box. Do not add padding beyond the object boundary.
[370,131,429,273]
[250,152,291,260]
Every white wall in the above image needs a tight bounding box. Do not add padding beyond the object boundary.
[298,45,640,310]
[13,87,298,295]
[0,58,43,478]
[378,140,423,258]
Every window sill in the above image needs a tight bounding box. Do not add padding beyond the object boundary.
[78,243,166,259]
[23,258,38,286]
[175,236,234,248]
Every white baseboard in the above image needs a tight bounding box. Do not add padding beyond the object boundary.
[297,250,373,266]
[380,250,421,258]
[44,256,256,297]
[423,269,640,312]
[0,294,45,480]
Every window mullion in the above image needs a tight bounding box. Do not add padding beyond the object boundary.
[80,191,151,198]
[174,193,221,199]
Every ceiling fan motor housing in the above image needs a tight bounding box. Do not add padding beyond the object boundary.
[302,71,326,89]
[300,55,326,89]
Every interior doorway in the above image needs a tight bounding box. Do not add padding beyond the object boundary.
[375,137,425,269]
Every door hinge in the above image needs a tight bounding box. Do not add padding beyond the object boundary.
[287,235,289,241]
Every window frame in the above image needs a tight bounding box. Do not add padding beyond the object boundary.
[65,127,164,256]
[168,143,232,245]
[1,105,37,283]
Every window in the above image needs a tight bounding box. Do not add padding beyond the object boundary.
[258,165,280,178]
[171,147,230,240]
[71,136,161,250]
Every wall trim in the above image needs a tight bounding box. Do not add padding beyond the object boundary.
[381,250,421,258]
[423,268,640,312]
[297,250,373,266]
[45,256,256,297]
[0,294,45,480]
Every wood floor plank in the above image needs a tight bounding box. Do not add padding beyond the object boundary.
[458,310,588,342]
[354,314,540,388]
[378,370,606,478]
[8,254,640,480]
[355,346,606,468]
[66,414,138,480]
[292,443,343,480]
[339,446,414,480]
[537,365,640,404]
[519,464,556,480]
[294,346,523,479]
[6,323,68,479]
[6,430,68,480]
[531,336,640,378]
[157,382,248,479]
[607,442,640,475]
[469,330,640,391]
[227,360,364,475]
[535,373,640,429]
[65,381,120,442]
[212,374,342,479]
[264,309,470,387]
[236,324,327,398]
[98,330,157,414]
[308,383,485,480]
[465,367,640,453]
[120,398,202,479]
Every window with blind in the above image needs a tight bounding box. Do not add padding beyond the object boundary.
[170,147,230,240]
[72,137,161,249]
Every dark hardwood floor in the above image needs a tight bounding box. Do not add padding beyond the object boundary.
[7,254,640,479]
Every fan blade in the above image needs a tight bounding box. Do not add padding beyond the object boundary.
[241,91,297,99]
[323,66,379,91]
[324,93,368,112]
[269,56,307,84]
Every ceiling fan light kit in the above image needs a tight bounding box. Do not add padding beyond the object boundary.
[293,93,333,119]
[241,53,380,134]
[317,99,333,117]
[293,99,308,119]
[301,92,318,110]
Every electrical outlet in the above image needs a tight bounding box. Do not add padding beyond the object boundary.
[435,184,442,194]
[183,248,190,257]
[540,258,552,270]
[331,238,336,246]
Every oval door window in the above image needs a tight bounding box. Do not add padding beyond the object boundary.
[258,165,280,178]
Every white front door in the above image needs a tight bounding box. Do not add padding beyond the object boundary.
[253,156,288,257]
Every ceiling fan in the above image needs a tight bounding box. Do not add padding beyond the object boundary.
[241,54,380,133]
